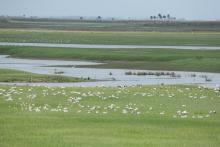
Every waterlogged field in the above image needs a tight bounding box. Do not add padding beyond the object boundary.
[1,19,220,147]
[0,85,220,147]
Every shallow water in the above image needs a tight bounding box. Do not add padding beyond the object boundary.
[0,55,220,88]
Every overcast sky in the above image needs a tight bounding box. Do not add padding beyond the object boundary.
[0,0,220,20]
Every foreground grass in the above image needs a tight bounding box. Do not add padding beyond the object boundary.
[0,69,88,83]
[1,29,220,46]
[0,85,220,147]
[1,46,220,72]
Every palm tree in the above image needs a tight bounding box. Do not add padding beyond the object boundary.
[96,16,102,22]
[158,13,162,19]
[163,15,166,19]
[97,16,102,20]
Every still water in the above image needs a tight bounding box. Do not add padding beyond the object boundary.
[0,55,220,88]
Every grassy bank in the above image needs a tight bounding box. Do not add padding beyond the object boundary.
[1,29,220,46]
[0,69,89,83]
[0,85,219,147]
[1,46,220,72]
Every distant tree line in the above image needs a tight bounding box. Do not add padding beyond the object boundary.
[1,14,178,22]
[150,14,176,21]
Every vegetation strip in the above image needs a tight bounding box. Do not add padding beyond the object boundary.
[1,29,220,46]
[0,69,90,83]
[1,19,220,32]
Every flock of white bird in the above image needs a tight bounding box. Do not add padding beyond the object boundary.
[0,85,219,119]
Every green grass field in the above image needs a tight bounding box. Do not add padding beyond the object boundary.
[0,69,89,83]
[0,85,219,147]
[1,46,220,72]
[1,29,220,46]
